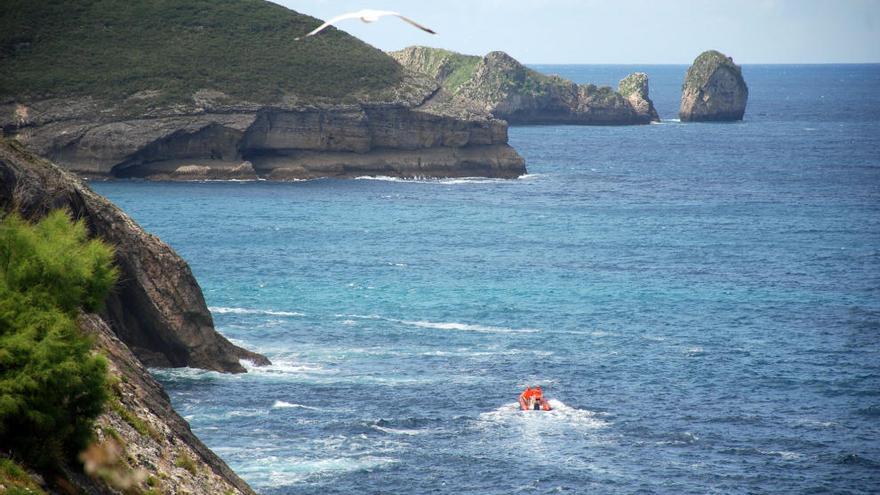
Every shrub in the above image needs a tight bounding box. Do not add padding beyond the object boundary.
[174,453,197,475]
[0,210,117,467]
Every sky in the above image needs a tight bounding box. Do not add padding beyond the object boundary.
[276,0,880,64]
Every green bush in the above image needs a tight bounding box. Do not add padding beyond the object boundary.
[0,210,117,467]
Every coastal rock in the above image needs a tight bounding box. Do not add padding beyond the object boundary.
[0,138,269,372]
[0,94,525,180]
[0,2,526,180]
[619,72,660,122]
[679,50,748,121]
[73,314,256,495]
[0,139,261,494]
[391,46,660,125]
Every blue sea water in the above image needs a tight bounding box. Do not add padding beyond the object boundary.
[92,64,880,494]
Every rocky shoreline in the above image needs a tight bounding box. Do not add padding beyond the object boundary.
[0,138,265,493]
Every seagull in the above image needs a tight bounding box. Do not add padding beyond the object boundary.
[296,9,437,40]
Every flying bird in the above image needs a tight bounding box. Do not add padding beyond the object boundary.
[296,9,437,40]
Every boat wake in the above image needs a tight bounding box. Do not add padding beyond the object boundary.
[478,400,608,430]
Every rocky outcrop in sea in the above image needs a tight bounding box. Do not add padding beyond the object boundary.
[391,46,659,125]
[0,138,263,493]
[679,50,749,121]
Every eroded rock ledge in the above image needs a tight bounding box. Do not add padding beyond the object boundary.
[1,89,526,180]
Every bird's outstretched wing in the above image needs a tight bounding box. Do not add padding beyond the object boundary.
[296,11,364,39]
[295,9,437,39]
[392,13,437,34]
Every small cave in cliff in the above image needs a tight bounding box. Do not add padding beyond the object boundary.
[111,124,243,178]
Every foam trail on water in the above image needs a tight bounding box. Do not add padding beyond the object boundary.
[372,425,424,436]
[398,319,540,334]
[272,400,320,410]
[353,175,518,185]
[210,306,305,317]
[341,314,540,334]
[478,400,608,429]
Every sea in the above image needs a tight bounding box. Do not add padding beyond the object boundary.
[92,64,880,494]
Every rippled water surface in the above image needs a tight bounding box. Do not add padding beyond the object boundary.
[93,65,880,494]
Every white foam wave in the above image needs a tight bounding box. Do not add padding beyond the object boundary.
[478,400,608,429]
[372,425,424,436]
[399,319,539,334]
[209,306,304,317]
[353,175,525,185]
[242,456,397,486]
[760,450,803,460]
[339,313,540,334]
[272,400,320,410]
[243,358,327,376]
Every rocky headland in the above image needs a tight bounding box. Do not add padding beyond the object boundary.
[0,138,265,493]
[680,50,749,121]
[0,1,525,180]
[391,46,659,125]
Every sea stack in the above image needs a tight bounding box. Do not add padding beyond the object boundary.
[679,50,748,121]
[618,72,660,123]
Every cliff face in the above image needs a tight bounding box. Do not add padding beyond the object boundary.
[1,93,524,180]
[391,46,659,125]
[0,139,260,493]
[0,1,525,180]
[679,50,748,122]
[0,139,268,372]
[74,314,256,495]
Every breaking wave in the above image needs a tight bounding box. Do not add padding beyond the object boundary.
[209,306,305,317]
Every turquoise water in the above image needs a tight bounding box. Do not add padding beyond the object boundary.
[92,65,880,493]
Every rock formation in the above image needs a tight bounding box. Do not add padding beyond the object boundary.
[391,46,660,125]
[0,1,525,180]
[0,139,269,372]
[679,50,748,121]
[0,138,261,493]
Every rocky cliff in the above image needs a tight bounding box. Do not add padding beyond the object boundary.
[391,46,659,125]
[0,0,525,180]
[0,138,261,493]
[679,50,748,121]
[0,139,269,372]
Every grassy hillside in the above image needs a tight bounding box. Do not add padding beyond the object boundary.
[392,46,481,92]
[0,0,402,104]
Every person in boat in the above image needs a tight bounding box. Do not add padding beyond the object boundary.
[519,385,552,411]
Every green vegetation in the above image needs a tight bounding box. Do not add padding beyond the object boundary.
[108,395,161,442]
[0,457,47,494]
[684,50,742,89]
[411,47,481,93]
[0,0,401,104]
[0,210,117,467]
[174,453,198,475]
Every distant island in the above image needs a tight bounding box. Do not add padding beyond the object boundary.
[391,46,659,125]
[0,1,525,180]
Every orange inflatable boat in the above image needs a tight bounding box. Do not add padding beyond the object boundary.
[519,385,552,411]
